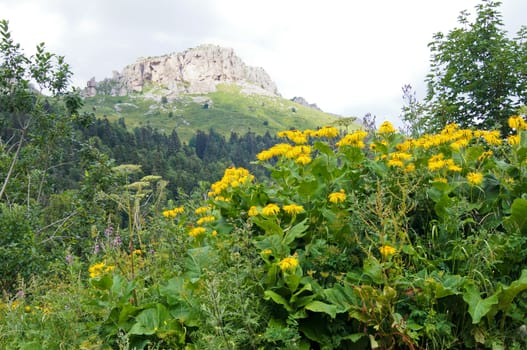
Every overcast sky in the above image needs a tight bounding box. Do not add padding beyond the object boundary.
[1,0,526,125]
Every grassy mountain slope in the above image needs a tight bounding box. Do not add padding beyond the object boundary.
[82,84,349,142]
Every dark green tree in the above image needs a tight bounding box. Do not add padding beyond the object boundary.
[420,0,527,134]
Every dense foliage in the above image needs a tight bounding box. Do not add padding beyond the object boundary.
[403,0,527,135]
[2,3,527,348]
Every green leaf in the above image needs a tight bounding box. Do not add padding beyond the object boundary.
[264,290,293,312]
[304,300,337,318]
[433,274,465,298]
[323,283,357,313]
[494,269,527,313]
[252,216,284,235]
[282,219,309,246]
[463,283,499,324]
[362,257,384,284]
[128,304,170,335]
[90,273,113,290]
[508,198,527,234]
[159,277,186,305]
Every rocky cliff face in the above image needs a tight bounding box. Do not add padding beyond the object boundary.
[85,44,280,98]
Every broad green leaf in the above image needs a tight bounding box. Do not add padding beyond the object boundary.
[432,274,465,298]
[463,283,499,324]
[252,216,284,235]
[508,198,527,234]
[323,283,357,313]
[264,290,293,312]
[494,269,527,313]
[282,219,309,246]
[184,246,213,283]
[304,300,337,318]
[362,257,384,284]
[128,304,170,335]
[90,273,113,290]
[159,277,186,305]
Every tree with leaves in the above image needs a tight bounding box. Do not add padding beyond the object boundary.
[411,1,527,134]
[0,19,89,204]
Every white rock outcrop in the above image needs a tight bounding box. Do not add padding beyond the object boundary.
[87,44,280,97]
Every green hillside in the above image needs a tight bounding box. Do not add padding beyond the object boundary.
[82,84,348,142]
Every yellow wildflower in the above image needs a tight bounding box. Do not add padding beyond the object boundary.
[508,115,526,130]
[478,150,493,162]
[262,249,273,255]
[282,204,305,215]
[328,189,346,204]
[450,139,469,151]
[88,262,114,279]
[189,227,206,237]
[196,216,216,225]
[248,206,259,217]
[466,172,484,186]
[378,121,396,134]
[388,158,404,168]
[256,150,274,161]
[211,230,218,237]
[433,177,448,184]
[508,135,520,145]
[262,203,280,216]
[479,130,502,146]
[313,126,339,138]
[278,255,299,272]
[379,245,396,257]
[195,206,210,215]
[296,154,312,165]
[404,164,416,173]
[132,249,142,255]
[336,130,368,148]
[278,130,308,144]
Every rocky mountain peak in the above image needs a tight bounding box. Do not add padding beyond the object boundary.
[85,44,280,98]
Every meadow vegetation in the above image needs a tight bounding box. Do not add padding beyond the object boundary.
[2,1,527,348]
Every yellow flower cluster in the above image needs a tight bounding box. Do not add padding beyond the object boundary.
[379,245,397,257]
[209,167,254,197]
[509,115,527,130]
[189,227,206,237]
[328,189,346,204]
[278,130,308,144]
[196,215,216,225]
[336,130,368,148]
[378,121,396,134]
[195,206,211,215]
[88,262,115,279]
[257,143,312,165]
[163,206,184,218]
[427,153,461,172]
[278,255,299,272]
[387,152,412,168]
[305,126,340,139]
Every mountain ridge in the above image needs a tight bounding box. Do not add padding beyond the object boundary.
[85,44,280,99]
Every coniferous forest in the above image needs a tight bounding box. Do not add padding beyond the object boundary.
[2,1,527,349]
